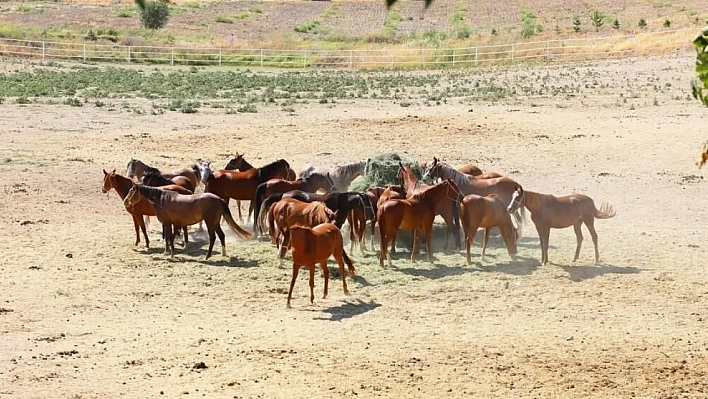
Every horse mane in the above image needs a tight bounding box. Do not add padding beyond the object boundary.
[433,162,472,188]
[142,169,171,185]
[332,160,366,180]
[259,159,289,178]
[134,184,171,205]
[410,179,452,201]
[304,201,332,224]
[520,190,550,214]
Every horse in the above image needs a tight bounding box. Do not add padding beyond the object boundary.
[252,173,335,234]
[424,157,523,218]
[123,184,253,259]
[458,163,503,179]
[507,187,617,265]
[299,159,369,192]
[377,179,462,267]
[460,194,519,265]
[126,159,199,190]
[141,169,196,193]
[102,169,192,248]
[398,163,461,251]
[256,190,374,253]
[200,159,291,224]
[286,223,355,308]
[223,153,297,221]
[266,198,338,267]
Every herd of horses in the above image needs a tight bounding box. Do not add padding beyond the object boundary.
[101,153,616,307]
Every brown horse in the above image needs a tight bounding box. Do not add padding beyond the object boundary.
[200,159,291,224]
[458,163,503,179]
[123,184,253,259]
[142,169,196,193]
[286,223,355,308]
[252,173,335,234]
[460,194,518,265]
[102,169,191,248]
[267,198,337,267]
[425,157,523,219]
[398,163,460,251]
[344,185,405,253]
[377,179,462,267]
[126,159,199,190]
[224,153,297,221]
[507,187,616,265]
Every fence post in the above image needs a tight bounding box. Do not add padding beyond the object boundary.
[303,50,307,68]
[219,49,222,66]
[127,46,131,63]
[42,41,45,60]
[349,50,353,69]
[474,47,478,66]
[171,48,174,66]
[83,44,86,62]
[260,49,264,67]
[545,40,549,62]
[452,48,456,66]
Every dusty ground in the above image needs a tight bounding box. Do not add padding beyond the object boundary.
[1,54,708,398]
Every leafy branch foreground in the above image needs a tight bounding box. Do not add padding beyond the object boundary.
[691,27,708,168]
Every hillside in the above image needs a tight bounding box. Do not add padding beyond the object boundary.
[0,0,705,48]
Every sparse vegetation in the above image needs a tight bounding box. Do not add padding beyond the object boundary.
[520,11,543,38]
[664,19,671,28]
[294,20,327,35]
[638,18,647,29]
[383,10,402,36]
[137,0,170,30]
[612,19,620,29]
[216,16,234,24]
[591,10,605,31]
[573,16,582,32]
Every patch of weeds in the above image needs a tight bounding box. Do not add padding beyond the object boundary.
[321,3,340,19]
[295,20,327,34]
[383,10,402,35]
[179,99,200,113]
[17,4,35,13]
[248,6,262,13]
[184,1,200,8]
[237,103,257,113]
[216,15,233,24]
[652,1,671,8]
[63,97,83,107]
[94,100,105,107]
[16,96,30,104]
[85,29,98,41]
[638,18,647,28]
[573,16,581,32]
[591,10,605,30]
[663,19,671,27]
[520,10,542,38]
[233,12,249,20]
[167,99,183,111]
[116,8,133,18]
[281,106,295,113]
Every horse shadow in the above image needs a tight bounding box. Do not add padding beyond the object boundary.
[327,266,372,287]
[475,255,540,276]
[194,257,260,268]
[313,299,381,321]
[392,263,476,280]
[560,263,642,282]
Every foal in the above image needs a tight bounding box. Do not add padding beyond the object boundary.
[507,187,616,265]
[286,223,355,308]
[460,194,518,265]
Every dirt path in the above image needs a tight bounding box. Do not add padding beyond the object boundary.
[1,54,707,398]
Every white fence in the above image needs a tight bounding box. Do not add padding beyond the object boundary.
[0,28,695,69]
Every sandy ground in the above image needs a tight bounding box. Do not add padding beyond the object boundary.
[1,54,708,398]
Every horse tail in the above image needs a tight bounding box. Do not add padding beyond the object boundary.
[257,192,283,235]
[220,200,254,239]
[342,248,355,276]
[452,195,461,242]
[252,182,268,234]
[594,202,616,219]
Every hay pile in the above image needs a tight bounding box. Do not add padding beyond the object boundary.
[349,152,432,192]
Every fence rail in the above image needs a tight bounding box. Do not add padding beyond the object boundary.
[0,28,695,69]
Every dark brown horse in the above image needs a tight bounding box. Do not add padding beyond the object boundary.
[252,173,335,234]
[223,153,297,221]
[102,169,191,248]
[460,194,518,265]
[507,187,616,265]
[377,179,462,267]
[286,223,355,308]
[398,163,461,251]
[126,159,199,190]
[200,159,291,224]
[123,184,253,259]
[267,198,338,267]
[142,169,196,193]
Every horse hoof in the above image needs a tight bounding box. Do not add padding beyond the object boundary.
[286,303,292,309]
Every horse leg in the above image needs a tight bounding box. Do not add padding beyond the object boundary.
[378,222,389,268]
[584,218,600,264]
[277,231,290,268]
[247,201,254,225]
[286,262,300,308]
[320,261,329,300]
[308,264,316,305]
[236,200,243,223]
[131,214,142,247]
[481,228,490,262]
[370,219,376,251]
[465,231,474,266]
[410,229,419,264]
[572,221,584,263]
[206,226,216,260]
[499,223,517,261]
[182,226,189,247]
[348,213,356,254]
[216,225,227,257]
[538,225,551,265]
[162,223,171,256]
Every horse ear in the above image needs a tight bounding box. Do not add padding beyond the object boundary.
[103,169,108,175]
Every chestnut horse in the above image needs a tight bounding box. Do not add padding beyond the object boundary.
[377,179,462,267]
[252,173,335,234]
[286,223,355,308]
[124,184,253,259]
[200,159,291,224]
[460,194,518,265]
[507,187,616,265]
[126,159,199,190]
[102,169,191,248]
[425,157,523,221]
[224,153,297,221]
[398,163,461,251]
[267,198,337,267]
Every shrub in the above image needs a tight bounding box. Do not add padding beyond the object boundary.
[573,16,581,32]
[612,18,620,29]
[85,29,98,41]
[663,19,671,27]
[215,16,233,24]
[638,18,647,28]
[520,11,543,38]
[139,0,170,30]
[16,96,30,104]
[237,103,257,113]
[64,97,83,107]
[117,8,133,17]
[591,10,605,30]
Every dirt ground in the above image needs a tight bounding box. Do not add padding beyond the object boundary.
[1,54,708,398]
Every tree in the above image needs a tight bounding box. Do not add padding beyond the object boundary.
[692,27,708,168]
[135,0,170,30]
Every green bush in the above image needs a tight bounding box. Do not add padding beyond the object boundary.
[140,0,170,30]
[520,11,543,38]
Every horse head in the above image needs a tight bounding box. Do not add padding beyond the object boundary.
[123,183,140,210]
[126,159,137,178]
[507,186,525,214]
[101,169,115,194]
[199,162,213,183]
